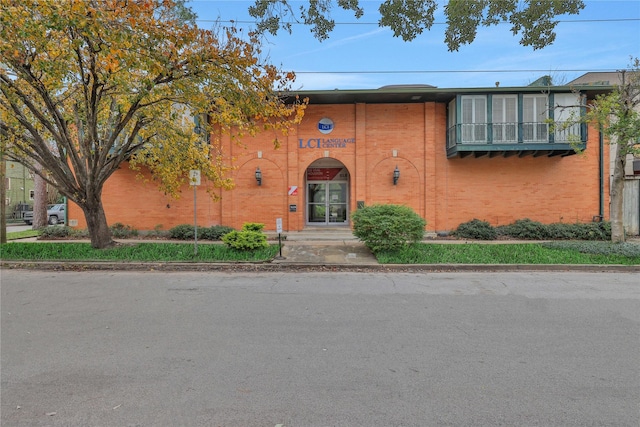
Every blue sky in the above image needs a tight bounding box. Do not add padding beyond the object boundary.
[187,0,640,90]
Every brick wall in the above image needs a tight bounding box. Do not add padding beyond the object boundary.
[67,102,609,233]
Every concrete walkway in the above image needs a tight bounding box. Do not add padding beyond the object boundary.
[274,241,378,265]
[267,229,378,266]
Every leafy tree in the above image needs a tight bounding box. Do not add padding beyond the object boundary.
[1,0,305,248]
[587,59,640,242]
[248,0,585,50]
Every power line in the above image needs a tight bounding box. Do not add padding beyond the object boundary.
[198,18,640,25]
[291,68,624,75]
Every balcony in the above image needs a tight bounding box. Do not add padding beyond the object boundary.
[447,121,586,158]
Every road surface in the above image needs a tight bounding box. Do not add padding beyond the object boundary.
[2,270,639,426]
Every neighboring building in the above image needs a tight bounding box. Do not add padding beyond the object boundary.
[68,79,616,234]
[568,72,640,177]
[568,72,640,234]
[3,160,34,220]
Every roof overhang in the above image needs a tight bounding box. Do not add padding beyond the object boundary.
[281,85,616,105]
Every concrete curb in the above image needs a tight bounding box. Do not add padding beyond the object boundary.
[2,260,639,273]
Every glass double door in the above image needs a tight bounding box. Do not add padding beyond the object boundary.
[307,182,348,224]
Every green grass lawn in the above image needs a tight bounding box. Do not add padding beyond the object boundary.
[375,242,640,265]
[0,242,279,262]
[2,240,640,265]
[5,229,40,240]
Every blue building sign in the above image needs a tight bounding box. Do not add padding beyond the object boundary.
[318,118,334,134]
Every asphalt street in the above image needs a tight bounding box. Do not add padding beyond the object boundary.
[1,270,639,426]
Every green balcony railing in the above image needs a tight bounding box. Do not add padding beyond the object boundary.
[448,121,584,147]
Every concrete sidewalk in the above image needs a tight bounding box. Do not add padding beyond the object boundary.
[274,240,378,265]
[267,229,373,265]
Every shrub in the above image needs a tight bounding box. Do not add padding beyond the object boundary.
[452,219,497,240]
[38,225,72,239]
[169,224,195,240]
[241,222,265,232]
[147,224,168,238]
[200,225,235,240]
[544,222,579,240]
[351,204,426,253]
[496,219,612,241]
[544,222,610,240]
[70,228,90,238]
[497,218,548,240]
[110,222,138,238]
[37,226,89,240]
[575,221,611,240]
[222,230,268,250]
[222,223,268,250]
[169,224,235,240]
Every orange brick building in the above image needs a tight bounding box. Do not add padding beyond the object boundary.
[68,82,612,234]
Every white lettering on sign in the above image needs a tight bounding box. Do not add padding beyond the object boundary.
[306,168,347,181]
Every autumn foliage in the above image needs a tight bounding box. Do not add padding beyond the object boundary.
[0,0,306,248]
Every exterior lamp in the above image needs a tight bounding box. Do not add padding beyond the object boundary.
[393,165,400,185]
[255,167,262,186]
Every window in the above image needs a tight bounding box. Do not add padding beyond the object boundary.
[553,93,581,142]
[523,95,548,142]
[4,177,9,190]
[29,190,34,200]
[461,96,487,143]
[449,92,585,153]
[492,95,517,142]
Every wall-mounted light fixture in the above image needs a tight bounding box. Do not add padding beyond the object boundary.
[255,167,262,186]
[393,165,400,185]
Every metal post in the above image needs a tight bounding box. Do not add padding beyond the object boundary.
[189,169,201,256]
[193,184,198,256]
[275,217,285,260]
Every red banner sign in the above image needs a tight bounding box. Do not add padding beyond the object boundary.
[306,168,346,181]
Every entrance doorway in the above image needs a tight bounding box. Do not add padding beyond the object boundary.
[306,159,349,225]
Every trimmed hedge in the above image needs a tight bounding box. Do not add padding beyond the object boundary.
[38,225,91,239]
[168,224,234,240]
[496,218,548,240]
[200,225,235,240]
[351,204,426,252]
[454,218,612,241]
[451,218,496,240]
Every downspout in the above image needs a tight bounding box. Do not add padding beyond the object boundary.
[599,128,604,220]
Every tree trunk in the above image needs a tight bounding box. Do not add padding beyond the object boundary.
[610,142,626,243]
[82,197,114,249]
[33,164,48,228]
[0,150,6,244]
